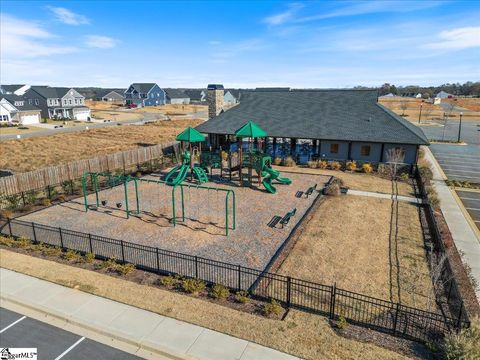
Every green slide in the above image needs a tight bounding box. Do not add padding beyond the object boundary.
[165,164,189,186]
[261,166,292,194]
[192,167,209,184]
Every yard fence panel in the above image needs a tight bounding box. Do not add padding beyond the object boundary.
[0,218,469,344]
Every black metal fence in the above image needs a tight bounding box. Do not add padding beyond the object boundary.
[1,218,468,343]
[415,169,470,327]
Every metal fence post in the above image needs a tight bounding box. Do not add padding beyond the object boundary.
[237,265,242,291]
[156,248,160,274]
[47,185,52,199]
[21,192,26,206]
[120,240,125,263]
[330,283,336,319]
[7,218,12,237]
[59,227,64,248]
[194,256,198,278]
[456,302,464,330]
[286,276,291,308]
[393,303,400,336]
[88,233,93,253]
[31,222,37,242]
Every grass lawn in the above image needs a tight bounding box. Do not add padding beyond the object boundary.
[0,126,45,136]
[274,166,415,197]
[278,196,435,310]
[0,249,412,360]
[0,119,202,173]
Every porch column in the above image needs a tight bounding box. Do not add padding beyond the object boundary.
[347,142,352,160]
[290,138,296,156]
[272,137,277,157]
[380,143,385,162]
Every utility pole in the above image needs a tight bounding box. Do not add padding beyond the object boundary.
[418,103,423,124]
[442,112,447,141]
[457,112,463,143]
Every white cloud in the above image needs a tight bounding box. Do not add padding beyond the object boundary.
[208,40,222,46]
[48,6,89,25]
[425,26,480,50]
[263,3,304,26]
[0,13,77,58]
[85,35,119,49]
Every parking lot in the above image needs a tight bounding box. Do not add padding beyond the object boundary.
[456,190,480,231]
[0,308,141,360]
[430,144,480,183]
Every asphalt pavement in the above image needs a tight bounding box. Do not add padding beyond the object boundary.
[456,190,480,230]
[0,307,141,360]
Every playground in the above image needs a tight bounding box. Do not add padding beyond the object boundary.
[16,123,330,270]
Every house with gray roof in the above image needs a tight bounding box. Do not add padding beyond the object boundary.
[184,89,207,103]
[98,89,125,102]
[0,84,31,96]
[0,94,41,125]
[23,86,90,120]
[196,87,428,166]
[224,89,240,106]
[165,89,190,104]
[124,83,165,107]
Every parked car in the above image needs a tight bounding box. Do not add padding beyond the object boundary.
[127,103,137,109]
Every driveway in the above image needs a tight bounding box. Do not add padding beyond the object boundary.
[0,307,141,359]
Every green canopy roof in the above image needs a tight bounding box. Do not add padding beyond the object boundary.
[234,121,268,138]
[175,127,206,143]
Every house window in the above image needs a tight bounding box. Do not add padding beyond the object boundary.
[35,99,39,105]
[69,99,72,105]
[330,143,339,154]
[361,145,371,156]
[75,99,78,104]
[29,99,32,105]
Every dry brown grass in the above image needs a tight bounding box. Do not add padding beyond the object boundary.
[0,249,410,360]
[0,126,45,135]
[278,196,435,309]
[0,119,202,173]
[274,166,414,197]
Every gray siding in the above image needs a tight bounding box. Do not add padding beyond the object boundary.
[383,144,417,164]
[319,140,349,160]
[351,142,382,162]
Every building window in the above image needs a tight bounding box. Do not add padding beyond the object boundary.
[35,99,39,105]
[69,99,72,105]
[330,143,339,154]
[361,145,371,156]
[29,99,32,105]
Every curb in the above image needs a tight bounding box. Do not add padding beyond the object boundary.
[450,189,480,242]
[0,293,195,360]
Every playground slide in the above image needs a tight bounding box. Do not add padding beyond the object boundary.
[192,167,209,184]
[261,166,292,193]
[166,164,189,186]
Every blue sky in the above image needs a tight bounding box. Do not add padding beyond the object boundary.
[1,0,479,88]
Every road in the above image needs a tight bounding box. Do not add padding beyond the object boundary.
[0,307,141,359]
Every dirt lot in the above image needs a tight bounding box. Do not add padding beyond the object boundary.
[0,250,417,360]
[278,195,435,310]
[16,172,329,272]
[0,119,202,173]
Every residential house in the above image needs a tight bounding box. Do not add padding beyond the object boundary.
[99,90,125,102]
[184,89,207,103]
[0,84,31,96]
[164,89,190,104]
[0,94,41,125]
[197,86,429,167]
[124,83,165,107]
[435,91,454,99]
[224,89,240,106]
[24,86,91,120]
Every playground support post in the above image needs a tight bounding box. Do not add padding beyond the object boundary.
[123,177,130,219]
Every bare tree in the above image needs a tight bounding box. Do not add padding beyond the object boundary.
[443,102,456,119]
[423,106,433,121]
[400,100,409,116]
[386,147,406,179]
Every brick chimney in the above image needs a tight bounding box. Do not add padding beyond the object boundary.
[207,84,224,119]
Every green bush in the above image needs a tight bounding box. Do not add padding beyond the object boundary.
[160,275,176,288]
[182,278,206,295]
[42,246,62,257]
[442,318,480,360]
[116,263,135,276]
[84,252,95,263]
[5,194,22,209]
[336,315,348,330]
[235,291,250,304]
[263,299,283,317]
[210,284,230,300]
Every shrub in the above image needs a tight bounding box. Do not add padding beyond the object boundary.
[263,299,283,317]
[210,284,230,300]
[84,252,95,263]
[42,246,62,257]
[160,275,176,288]
[330,161,341,170]
[19,204,33,213]
[63,249,81,262]
[0,236,14,247]
[362,163,373,173]
[324,178,344,196]
[441,318,480,360]
[235,290,250,304]
[96,258,118,271]
[419,166,433,183]
[400,172,409,181]
[307,160,317,169]
[345,160,357,171]
[116,263,135,276]
[41,198,51,207]
[318,160,328,169]
[284,156,296,167]
[273,157,282,166]
[182,278,206,295]
[15,237,31,249]
[25,191,38,205]
[0,209,13,220]
[336,315,348,330]
[5,194,22,209]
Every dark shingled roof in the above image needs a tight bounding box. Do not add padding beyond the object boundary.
[129,83,157,94]
[207,84,224,90]
[1,94,40,111]
[29,86,79,99]
[183,89,205,101]
[165,88,189,99]
[196,89,428,145]
[1,84,25,93]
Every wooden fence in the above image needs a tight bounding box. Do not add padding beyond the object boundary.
[0,142,181,196]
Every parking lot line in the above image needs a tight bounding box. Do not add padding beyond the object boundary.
[466,207,480,211]
[434,153,480,159]
[441,169,480,174]
[0,315,26,334]
[54,336,85,360]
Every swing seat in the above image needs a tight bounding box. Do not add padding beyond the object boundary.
[116,202,122,208]
[101,200,107,206]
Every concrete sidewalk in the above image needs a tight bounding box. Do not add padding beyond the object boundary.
[424,147,480,301]
[347,189,423,204]
[0,268,299,360]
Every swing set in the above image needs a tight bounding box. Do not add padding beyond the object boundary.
[81,172,236,236]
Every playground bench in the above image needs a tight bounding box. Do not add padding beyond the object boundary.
[305,184,317,198]
[280,208,296,228]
